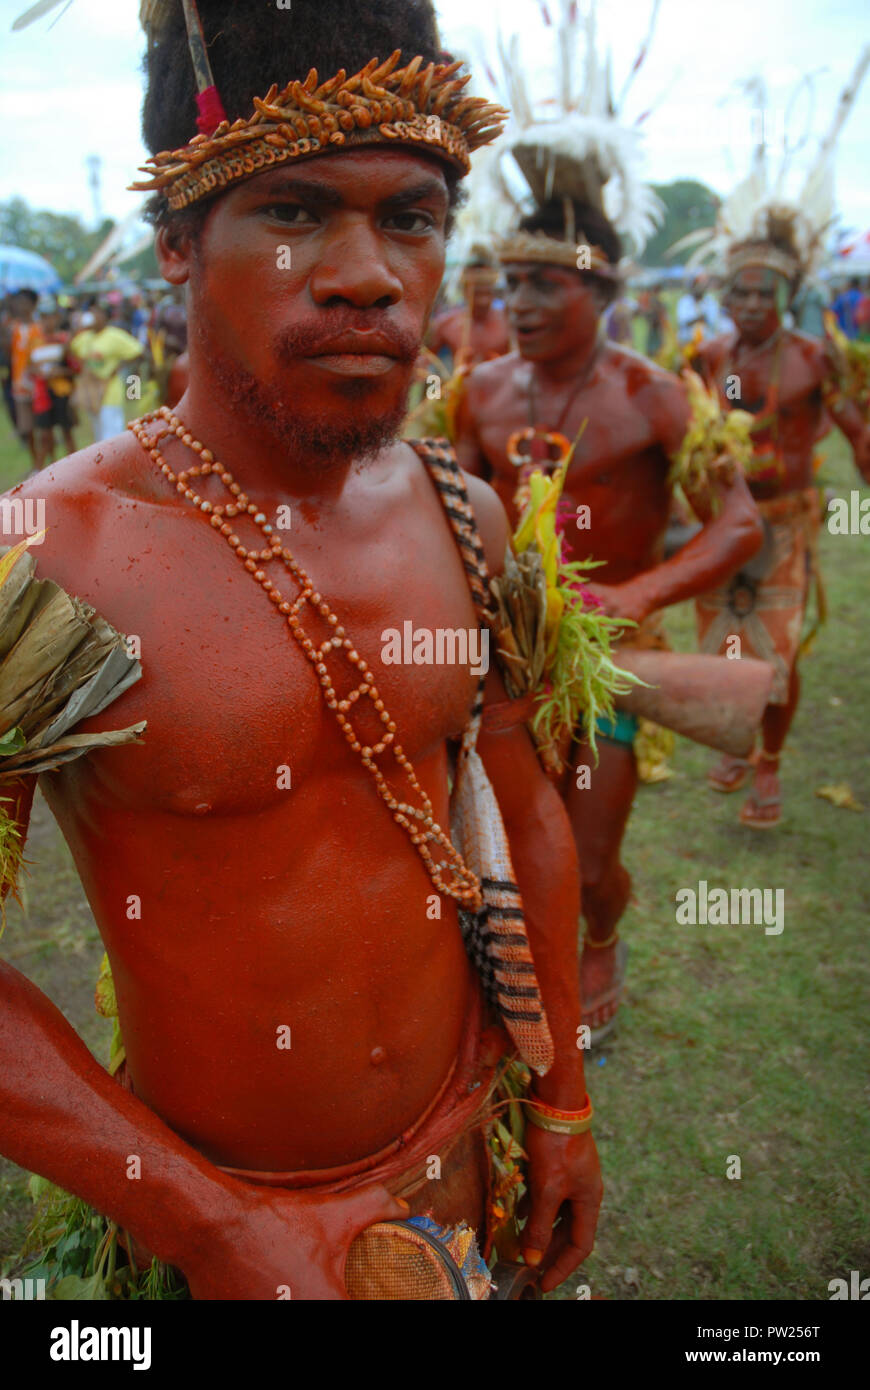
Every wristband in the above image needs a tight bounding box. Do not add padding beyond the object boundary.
[525,1093,594,1135]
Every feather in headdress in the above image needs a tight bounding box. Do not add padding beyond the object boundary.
[453,0,664,269]
[12,0,172,31]
[671,46,870,286]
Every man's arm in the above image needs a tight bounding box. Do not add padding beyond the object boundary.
[820,342,870,483]
[466,475,602,1292]
[585,374,764,624]
[426,308,451,357]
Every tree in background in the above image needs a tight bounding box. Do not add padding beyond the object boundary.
[0,198,114,284]
[640,179,720,268]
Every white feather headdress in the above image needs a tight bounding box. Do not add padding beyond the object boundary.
[452,0,664,275]
[672,47,870,288]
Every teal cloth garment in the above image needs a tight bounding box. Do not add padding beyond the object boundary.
[595,710,639,746]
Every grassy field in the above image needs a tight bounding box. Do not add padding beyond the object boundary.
[0,411,867,1301]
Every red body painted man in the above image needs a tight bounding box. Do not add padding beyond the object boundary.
[681,53,870,827]
[428,253,512,371]
[692,261,870,827]
[0,1,601,1300]
[455,199,763,1039]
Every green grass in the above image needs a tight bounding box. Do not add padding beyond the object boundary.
[559,432,870,1300]
[0,417,868,1300]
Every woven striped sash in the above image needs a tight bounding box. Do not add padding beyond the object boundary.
[410,438,554,1077]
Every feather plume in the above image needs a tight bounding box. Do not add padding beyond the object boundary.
[679,47,870,282]
[12,0,181,35]
[454,0,663,267]
[12,0,67,30]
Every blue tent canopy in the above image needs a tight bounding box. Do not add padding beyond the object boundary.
[0,244,62,296]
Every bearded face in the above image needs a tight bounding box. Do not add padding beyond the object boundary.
[164,147,451,467]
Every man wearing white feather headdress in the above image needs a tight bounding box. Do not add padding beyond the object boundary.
[686,54,870,829]
[455,0,765,1038]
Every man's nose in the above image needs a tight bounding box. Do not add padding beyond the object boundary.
[309,217,403,309]
[508,283,537,314]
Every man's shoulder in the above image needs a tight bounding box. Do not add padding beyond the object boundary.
[468,349,523,389]
[694,332,732,368]
[432,305,463,327]
[429,305,463,344]
[404,438,510,576]
[462,470,510,575]
[1,432,151,571]
[784,328,828,365]
[5,431,144,504]
[604,342,683,399]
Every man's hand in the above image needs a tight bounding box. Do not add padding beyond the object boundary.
[183,1178,409,1301]
[521,1126,603,1294]
[581,578,651,627]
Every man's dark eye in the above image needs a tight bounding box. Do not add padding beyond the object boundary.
[263,205,317,225]
[384,212,434,232]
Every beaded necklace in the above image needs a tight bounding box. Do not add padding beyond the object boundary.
[505,332,602,471]
[129,407,482,909]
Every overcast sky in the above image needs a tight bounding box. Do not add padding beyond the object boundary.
[1,0,868,244]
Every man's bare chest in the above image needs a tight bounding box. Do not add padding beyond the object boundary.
[713,347,823,419]
[477,373,664,494]
[50,503,480,817]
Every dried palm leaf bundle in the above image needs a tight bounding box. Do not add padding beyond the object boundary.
[489,462,638,774]
[0,537,146,911]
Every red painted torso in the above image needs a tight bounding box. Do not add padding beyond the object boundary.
[696,330,830,500]
[13,429,480,1171]
[463,345,683,583]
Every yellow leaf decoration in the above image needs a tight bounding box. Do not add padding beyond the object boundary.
[814,783,864,812]
[491,455,640,773]
[670,368,751,496]
[94,951,118,1017]
[0,530,46,588]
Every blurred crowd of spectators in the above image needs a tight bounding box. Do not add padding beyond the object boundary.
[0,286,187,471]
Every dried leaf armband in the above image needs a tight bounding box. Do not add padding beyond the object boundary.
[668,368,750,499]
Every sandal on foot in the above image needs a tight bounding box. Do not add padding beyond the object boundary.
[707,754,754,794]
[739,790,781,830]
[582,939,629,1048]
